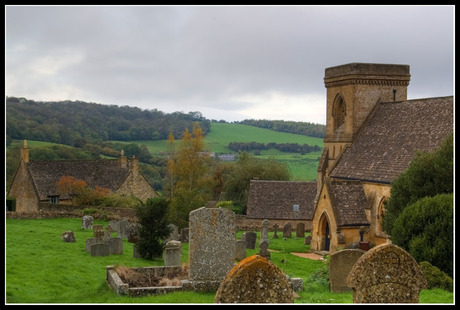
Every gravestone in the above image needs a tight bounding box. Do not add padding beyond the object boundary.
[164,224,179,242]
[91,243,110,257]
[108,237,123,255]
[244,231,257,249]
[258,240,271,261]
[109,220,120,233]
[304,235,312,245]
[93,225,104,238]
[164,240,181,266]
[133,243,142,258]
[85,238,100,253]
[346,243,428,303]
[283,223,292,238]
[234,240,246,261]
[127,223,140,243]
[81,215,93,229]
[118,219,130,239]
[296,223,305,238]
[180,227,189,243]
[61,231,76,242]
[329,249,366,292]
[214,255,294,303]
[260,219,270,245]
[273,224,279,239]
[185,207,235,292]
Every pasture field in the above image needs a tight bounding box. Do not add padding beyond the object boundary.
[5,218,453,304]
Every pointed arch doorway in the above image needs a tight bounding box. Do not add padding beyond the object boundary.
[319,213,331,252]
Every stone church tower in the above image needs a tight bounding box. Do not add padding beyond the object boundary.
[317,63,411,189]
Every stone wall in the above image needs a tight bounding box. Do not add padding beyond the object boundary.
[235,215,312,232]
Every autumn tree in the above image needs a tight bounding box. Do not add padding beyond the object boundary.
[56,175,110,206]
[166,123,215,229]
[56,176,87,199]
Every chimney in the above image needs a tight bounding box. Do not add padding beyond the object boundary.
[118,149,127,168]
[20,139,29,163]
[130,155,139,174]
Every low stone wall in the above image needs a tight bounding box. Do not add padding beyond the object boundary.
[235,215,312,232]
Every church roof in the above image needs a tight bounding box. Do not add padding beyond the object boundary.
[246,180,317,220]
[330,96,453,184]
[26,159,130,200]
[326,180,369,226]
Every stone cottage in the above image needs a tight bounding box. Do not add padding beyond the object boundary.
[310,62,453,253]
[245,180,317,230]
[7,141,159,212]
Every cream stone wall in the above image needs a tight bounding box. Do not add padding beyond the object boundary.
[8,161,39,212]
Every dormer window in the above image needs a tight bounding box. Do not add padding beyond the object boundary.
[333,95,346,131]
[293,204,300,211]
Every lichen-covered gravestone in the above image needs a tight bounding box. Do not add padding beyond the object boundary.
[329,249,365,292]
[164,240,181,266]
[346,243,428,303]
[81,215,93,229]
[260,219,269,245]
[214,255,294,303]
[61,231,76,242]
[283,222,292,238]
[234,240,246,261]
[184,207,235,292]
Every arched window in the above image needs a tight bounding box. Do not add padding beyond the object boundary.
[332,94,346,131]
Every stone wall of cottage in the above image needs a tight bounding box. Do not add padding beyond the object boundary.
[7,161,39,213]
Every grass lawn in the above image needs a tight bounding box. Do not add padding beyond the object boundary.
[5,218,453,304]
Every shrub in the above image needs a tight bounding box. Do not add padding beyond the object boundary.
[420,261,453,292]
[135,197,172,260]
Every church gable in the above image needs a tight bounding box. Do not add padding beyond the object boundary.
[330,96,453,184]
[246,180,317,220]
[327,181,369,227]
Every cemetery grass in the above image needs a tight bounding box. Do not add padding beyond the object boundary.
[6,219,453,304]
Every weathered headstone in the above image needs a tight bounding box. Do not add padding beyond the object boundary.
[61,231,76,242]
[296,222,305,238]
[85,238,100,253]
[108,237,123,255]
[329,249,366,292]
[93,225,103,238]
[81,215,93,229]
[118,219,130,239]
[180,227,189,243]
[214,255,294,303]
[273,224,279,239]
[185,207,235,291]
[164,240,181,266]
[304,235,312,245]
[244,231,257,249]
[260,219,270,245]
[234,240,246,261]
[133,243,142,258]
[283,223,292,238]
[258,240,271,261]
[127,223,140,243]
[109,220,120,233]
[164,223,179,243]
[346,243,428,303]
[91,243,109,257]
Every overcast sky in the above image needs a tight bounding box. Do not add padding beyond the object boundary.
[5,5,454,124]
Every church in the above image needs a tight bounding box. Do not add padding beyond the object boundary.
[310,62,453,253]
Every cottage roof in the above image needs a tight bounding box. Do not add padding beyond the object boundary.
[330,96,453,184]
[326,180,369,226]
[246,180,317,220]
[26,159,130,200]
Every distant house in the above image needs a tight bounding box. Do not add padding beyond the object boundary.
[7,140,159,212]
[311,62,453,253]
[246,180,317,230]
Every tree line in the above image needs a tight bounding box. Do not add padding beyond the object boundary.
[237,119,326,138]
[228,141,321,154]
[6,96,211,145]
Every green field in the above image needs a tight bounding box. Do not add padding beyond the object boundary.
[126,123,324,181]
[5,218,453,304]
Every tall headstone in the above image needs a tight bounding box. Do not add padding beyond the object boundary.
[329,249,366,292]
[260,219,269,245]
[186,207,235,291]
[108,237,123,255]
[180,227,189,243]
[164,240,181,266]
[214,255,294,303]
[81,215,93,229]
[283,223,292,238]
[118,219,130,239]
[258,240,270,261]
[347,243,428,303]
[296,222,305,238]
[244,231,257,249]
[273,224,279,239]
[164,224,179,242]
[234,240,246,261]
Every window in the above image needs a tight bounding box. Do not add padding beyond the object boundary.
[333,94,346,130]
[293,204,299,211]
[49,196,59,204]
